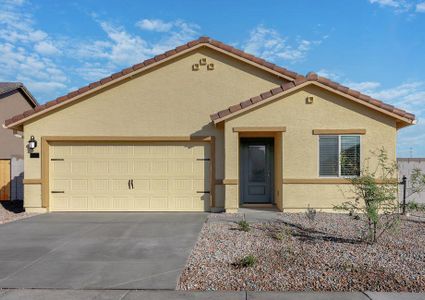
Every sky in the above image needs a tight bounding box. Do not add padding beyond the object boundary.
[1,0,424,157]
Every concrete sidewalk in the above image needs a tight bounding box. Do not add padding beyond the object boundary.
[0,289,424,300]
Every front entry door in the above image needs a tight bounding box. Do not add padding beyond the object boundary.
[240,138,274,204]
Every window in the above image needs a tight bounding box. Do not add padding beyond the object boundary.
[319,135,360,177]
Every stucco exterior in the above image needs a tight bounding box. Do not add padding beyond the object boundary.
[6,42,412,213]
[0,88,36,200]
[223,85,397,212]
[21,47,287,211]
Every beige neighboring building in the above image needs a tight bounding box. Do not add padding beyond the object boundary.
[4,37,415,213]
[0,83,38,201]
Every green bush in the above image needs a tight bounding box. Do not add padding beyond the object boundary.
[238,255,257,267]
[406,201,425,212]
[237,220,250,232]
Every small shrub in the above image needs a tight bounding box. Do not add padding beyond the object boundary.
[271,226,292,241]
[237,220,250,232]
[237,255,257,268]
[406,201,425,212]
[273,230,286,241]
[305,205,317,222]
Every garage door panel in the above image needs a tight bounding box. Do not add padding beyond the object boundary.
[89,196,113,210]
[109,160,130,174]
[134,196,150,210]
[150,179,168,191]
[51,195,69,210]
[151,161,168,173]
[111,180,130,192]
[71,161,88,175]
[88,160,109,174]
[51,161,70,177]
[133,160,151,174]
[50,142,210,211]
[70,196,89,210]
[113,196,134,210]
[52,179,70,191]
[92,179,109,193]
[150,196,168,210]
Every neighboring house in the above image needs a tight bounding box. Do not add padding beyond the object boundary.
[398,158,425,204]
[0,82,38,202]
[3,37,415,213]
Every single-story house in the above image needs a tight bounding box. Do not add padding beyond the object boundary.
[3,37,415,213]
[0,82,38,202]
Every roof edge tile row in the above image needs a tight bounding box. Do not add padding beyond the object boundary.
[4,36,301,127]
[210,72,415,123]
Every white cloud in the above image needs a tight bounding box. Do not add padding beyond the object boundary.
[75,62,117,81]
[368,82,423,101]
[242,25,321,63]
[74,18,199,69]
[317,69,342,81]
[368,0,415,13]
[416,1,425,12]
[343,81,382,93]
[136,19,173,32]
[369,0,400,7]
[0,0,68,100]
[346,80,425,154]
[34,40,61,55]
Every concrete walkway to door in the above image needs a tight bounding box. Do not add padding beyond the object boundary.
[0,212,207,289]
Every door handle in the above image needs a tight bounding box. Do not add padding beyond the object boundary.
[130,179,134,189]
[128,180,131,190]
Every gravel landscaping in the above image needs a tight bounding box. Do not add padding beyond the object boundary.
[0,201,39,225]
[178,212,425,292]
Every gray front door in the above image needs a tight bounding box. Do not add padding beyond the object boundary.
[240,138,274,204]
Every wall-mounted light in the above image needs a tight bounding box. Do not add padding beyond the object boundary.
[27,135,37,153]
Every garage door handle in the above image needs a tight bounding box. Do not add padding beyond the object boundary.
[130,179,134,189]
[128,180,131,190]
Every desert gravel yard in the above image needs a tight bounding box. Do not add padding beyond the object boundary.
[0,201,39,225]
[178,212,425,292]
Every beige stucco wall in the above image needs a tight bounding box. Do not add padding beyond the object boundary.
[224,84,397,211]
[22,47,286,211]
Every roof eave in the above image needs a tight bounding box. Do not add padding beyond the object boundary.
[4,39,301,128]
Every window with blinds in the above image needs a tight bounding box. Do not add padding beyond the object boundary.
[319,135,360,177]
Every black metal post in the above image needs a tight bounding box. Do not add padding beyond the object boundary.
[402,175,407,215]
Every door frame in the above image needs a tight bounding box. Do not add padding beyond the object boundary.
[239,137,274,205]
[0,159,11,201]
[36,136,215,211]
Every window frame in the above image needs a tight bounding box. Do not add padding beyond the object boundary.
[318,134,361,178]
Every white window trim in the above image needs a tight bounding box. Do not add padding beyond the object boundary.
[318,134,361,178]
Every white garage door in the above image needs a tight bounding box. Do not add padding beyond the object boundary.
[49,142,210,211]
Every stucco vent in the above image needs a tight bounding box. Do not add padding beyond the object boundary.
[306,96,314,104]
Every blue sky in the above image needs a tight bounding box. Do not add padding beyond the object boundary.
[1,0,424,157]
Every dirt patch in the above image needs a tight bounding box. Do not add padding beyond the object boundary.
[178,212,425,292]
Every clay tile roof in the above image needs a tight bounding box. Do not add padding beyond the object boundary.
[4,36,304,128]
[210,72,416,125]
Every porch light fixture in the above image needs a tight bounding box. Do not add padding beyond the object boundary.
[27,135,37,152]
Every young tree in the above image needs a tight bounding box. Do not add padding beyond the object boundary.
[410,168,425,195]
[335,148,400,244]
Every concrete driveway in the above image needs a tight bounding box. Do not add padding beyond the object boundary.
[0,212,207,289]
